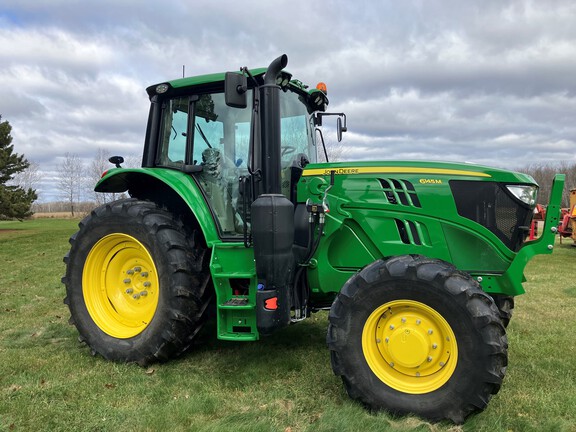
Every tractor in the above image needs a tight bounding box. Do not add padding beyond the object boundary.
[62,54,564,423]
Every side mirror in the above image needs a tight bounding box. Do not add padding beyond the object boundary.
[225,72,248,108]
[337,116,348,142]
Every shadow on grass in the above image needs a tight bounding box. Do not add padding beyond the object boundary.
[194,311,330,354]
[170,312,337,391]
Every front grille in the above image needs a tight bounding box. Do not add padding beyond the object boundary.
[449,181,534,251]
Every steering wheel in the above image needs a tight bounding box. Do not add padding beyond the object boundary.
[281,146,296,157]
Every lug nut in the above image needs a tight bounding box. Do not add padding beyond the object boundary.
[133,294,140,299]
[428,329,433,335]
[143,281,151,288]
[125,288,134,294]
[123,278,131,284]
[432,343,438,349]
[141,272,148,278]
[140,290,148,297]
[427,356,433,362]
[126,269,134,275]
[134,267,142,272]
[416,320,421,325]
[401,317,406,323]
[389,324,395,330]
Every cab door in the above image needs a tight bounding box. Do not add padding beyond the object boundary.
[155,92,252,237]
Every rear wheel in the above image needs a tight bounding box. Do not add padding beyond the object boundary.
[327,255,507,423]
[63,199,213,365]
[492,294,514,328]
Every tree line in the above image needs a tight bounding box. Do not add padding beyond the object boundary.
[54,149,135,216]
[1,116,134,219]
[520,162,576,208]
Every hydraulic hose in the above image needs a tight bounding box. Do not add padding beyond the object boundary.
[293,218,325,321]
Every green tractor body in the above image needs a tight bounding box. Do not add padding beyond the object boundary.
[63,55,565,423]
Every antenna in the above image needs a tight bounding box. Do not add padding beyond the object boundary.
[182,65,185,78]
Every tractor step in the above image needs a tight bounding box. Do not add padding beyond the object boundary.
[222,297,250,307]
[210,243,258,341]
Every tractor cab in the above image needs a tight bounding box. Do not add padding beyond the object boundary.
[143,65,333,238]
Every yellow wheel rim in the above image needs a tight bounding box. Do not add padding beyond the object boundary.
[362,300,458,394]
[83,233,159,339]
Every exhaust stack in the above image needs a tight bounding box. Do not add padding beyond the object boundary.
[251,54,294,335]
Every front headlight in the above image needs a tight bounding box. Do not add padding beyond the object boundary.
[506,185,538,207]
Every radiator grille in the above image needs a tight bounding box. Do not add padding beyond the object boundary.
[450,181,533,251]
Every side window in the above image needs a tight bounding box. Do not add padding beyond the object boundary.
[279,91,315,166]
[157,97,189,166]
[193,94,224,165]
[169,110,188,162]
[280,115,308,165]
[155,91,254,238]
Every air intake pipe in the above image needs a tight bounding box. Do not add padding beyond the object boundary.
[252,54,294,335]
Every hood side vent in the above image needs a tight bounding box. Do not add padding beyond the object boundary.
[379,179,421,208]
[394,218,429,246]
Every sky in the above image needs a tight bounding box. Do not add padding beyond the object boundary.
[1,0,575,202]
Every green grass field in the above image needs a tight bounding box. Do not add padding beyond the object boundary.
[1,218,575,432]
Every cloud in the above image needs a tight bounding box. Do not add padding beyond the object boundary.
[1,0,576,202]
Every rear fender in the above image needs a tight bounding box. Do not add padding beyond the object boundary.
[96,168,220,246]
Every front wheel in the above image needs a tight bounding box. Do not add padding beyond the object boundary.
[62,199,213,365]
[327,255,507,423]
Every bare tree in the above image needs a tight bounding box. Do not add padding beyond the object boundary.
[9,160,42,201]
[316,132,347,162]
[558,161,576,207]
[57,152,84,217]
[86,148,121,205]
[85,148,137,206]
[122,154,142,168]
[10,160,40,190]
[324,141,346,162]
